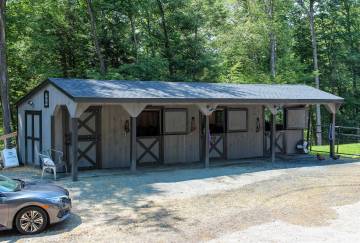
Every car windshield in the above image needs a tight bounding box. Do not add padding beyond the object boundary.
[0,175,20,192]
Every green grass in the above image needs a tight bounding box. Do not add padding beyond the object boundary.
[311,143,360,158]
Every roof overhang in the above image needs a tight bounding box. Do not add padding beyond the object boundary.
[72,97,343,105]
[16,78,344,107]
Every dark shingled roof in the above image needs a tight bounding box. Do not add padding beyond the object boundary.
[49,78,343,104]
[17,78,344,106]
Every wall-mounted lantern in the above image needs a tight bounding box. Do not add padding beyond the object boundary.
[44,90,49,108]
[124,119,130,135]
[190,116,196,132]
[256,117,260,132]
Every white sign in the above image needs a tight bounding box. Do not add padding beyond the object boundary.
[1,148,19,168]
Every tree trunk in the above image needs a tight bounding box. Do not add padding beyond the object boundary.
[86,0,106,76]
[65,0,77,76]
[308,0,322,145]
[343,0,358,118]
[266,0,276,80]
[296,0,322,145]
[270,32,276,80]
[129,14,138,62]
[0,0,12,138]
[156,0,175,79]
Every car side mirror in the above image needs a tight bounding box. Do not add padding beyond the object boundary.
[12,178,25,188]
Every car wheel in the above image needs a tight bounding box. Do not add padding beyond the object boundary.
[15,206,48,235]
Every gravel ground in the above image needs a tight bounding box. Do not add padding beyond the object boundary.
[1,157,360,242]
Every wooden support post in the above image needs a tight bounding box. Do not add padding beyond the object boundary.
[330,112,336,158]
[196,103,217,168]
[51,115,55,158]
[204,115,210,168]
[130,116,137,172]
[71,117,78,181]
[271,113,276,163]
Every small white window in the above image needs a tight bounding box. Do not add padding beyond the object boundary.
[163,108,188,134]
[227,108,248,132]
[286,108,307,129]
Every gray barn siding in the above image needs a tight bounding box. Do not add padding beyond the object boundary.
[101,104,265,165]
[284,107,307,154]
[18,84,76,164]
[101,104,199,166]
[285,130,304,154]
[163,105,200,164]
[263,107,307,155]
[101,105,131,168]
[227,105,264,159]
[53,108,64,151]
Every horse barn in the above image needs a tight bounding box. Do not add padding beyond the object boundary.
[16,78,343,181]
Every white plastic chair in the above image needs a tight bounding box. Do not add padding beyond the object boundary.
[39,149,67,180]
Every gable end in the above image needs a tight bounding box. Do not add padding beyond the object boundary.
[15,79,74,107]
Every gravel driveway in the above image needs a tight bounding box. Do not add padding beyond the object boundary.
[1,157,360,242]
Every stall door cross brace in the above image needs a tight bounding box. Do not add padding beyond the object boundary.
[137,139,160,163]
[77,111,98,167]
[78,112,96,134]
[77,141,97,165]
[210,135,223,156]
[275,133,285,154]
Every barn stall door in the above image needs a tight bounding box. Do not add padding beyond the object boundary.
[136,109,162,165]
[210,109,226,159]
[77,107,101,169]
[25,111,42,165]
[264,109,286,154]
[200,109,226,159]
[265,131,285,154]
[210,134,225,159]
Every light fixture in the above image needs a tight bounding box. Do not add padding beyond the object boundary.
[44,90,49,108]
[256,117,260,132]
[190,116,196,132]
[124,119,130,135]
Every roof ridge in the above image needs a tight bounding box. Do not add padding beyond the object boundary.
[48,77,314,87]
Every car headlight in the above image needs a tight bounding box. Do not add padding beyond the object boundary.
[47,196,68,204]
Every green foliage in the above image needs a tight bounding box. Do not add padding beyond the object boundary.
[3,0,360,128]
[311,143,360,158]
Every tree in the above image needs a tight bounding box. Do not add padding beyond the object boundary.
[86,0,106,76]
[342,0,359,122]
[265,0,276,80]
[1,0,359,133]
[297,0,322,145]
[0,0,12,136]
[156,0,175,79]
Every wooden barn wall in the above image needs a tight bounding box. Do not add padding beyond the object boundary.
[284,107,307,154]
[53,108,63,151]
[227,105,264,159]
[285,130,304,154]
[17,84,76,164]
[163,105,200,164]
[101,105,131,168]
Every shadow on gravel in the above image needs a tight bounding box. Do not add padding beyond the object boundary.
[55,157,359,229]
[60,175,185,233]
[0,213,82,242]
[1,156,359,240]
